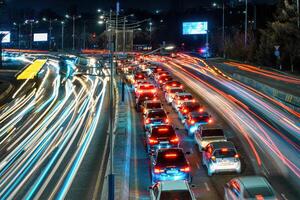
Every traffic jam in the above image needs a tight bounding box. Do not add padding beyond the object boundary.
[120,59,278,200]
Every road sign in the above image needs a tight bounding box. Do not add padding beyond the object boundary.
[274,50,280,57]
[274,45,280,50]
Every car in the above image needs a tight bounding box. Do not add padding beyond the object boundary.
[136,92,156,112]
[171,93,194,112]
[165,87,185,104]
[184,112,212,136]
[194,125,227,152]
[154,71,170,82]
[133,72,146,84]
[162,80,183,92]
[224,176,277,200]
[202,141,241,176]
[146,125,179,153]
[144,109,169,130]
[133,79,150,90]
[150,148,191,184]
[135,83,157,96]
[150,67,164,78]
[149,180,196,200]
[142,100,163,115]
[156,76,173,87]
[146,65,158,76]
[178,101,204,124]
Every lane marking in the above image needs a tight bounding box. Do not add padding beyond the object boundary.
[196,163,200,169]
[281,193,288,200]
[204,182,210,191]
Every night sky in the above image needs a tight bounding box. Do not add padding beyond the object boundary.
[7,0,276,13]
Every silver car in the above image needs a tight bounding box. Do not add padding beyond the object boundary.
[202,141,241,176]
[224,176,277,200]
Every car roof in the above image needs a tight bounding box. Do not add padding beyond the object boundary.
[160,180,189,191]
[189,111,209,117]
[237,176,272,189]
[210,141,235,149]
[175,92,192,96]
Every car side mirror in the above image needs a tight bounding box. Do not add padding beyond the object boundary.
[185,151,191,155]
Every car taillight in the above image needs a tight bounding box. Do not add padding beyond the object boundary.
[165,118,169,123]
[149,138,158,145]
[183,109,188,113]
[159,80,162,83]
[151,89,156,93]
[211,156,216,162]
[208,119,212,123]
[190,120,195,125]
[234,154,239,158]
[199,108,203,112]
[180,166,190,172]
[180,85,183,89]
[170,136,179,144]
[145,118,150,124]
[154,167,164,174]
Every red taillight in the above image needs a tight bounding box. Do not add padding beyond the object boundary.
[183,109,188,113]
[199,108,203,112]
[180,85,183,89]
[234,154,239,158]
[145,118,150,124]
[180,166,190,172]
[208,119,212,123]
[165,118,169,123]
[165,153,177,158]
[154,167,164,174]
[170,136,179,144]
[190,120,195,125]
[149,138,158,145]
[159,80,162,83]
[151,89,156,93]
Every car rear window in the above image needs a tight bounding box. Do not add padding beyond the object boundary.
[147,110,166,118]
[192,116,209,122]
[157,150,187,167]
[139,93,155,100]
[160,191,192,200]
[140,85,155,90]
[178,95,193,100]
[213,149,236,158]
[244,186,275,198]
[202,129,224,137]
[170,89,184,93]
[151,127,175,138]
[146,103,161,109]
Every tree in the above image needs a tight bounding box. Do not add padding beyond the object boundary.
[257,0,300,72]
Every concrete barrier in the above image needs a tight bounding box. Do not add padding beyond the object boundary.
[233,74,300,112]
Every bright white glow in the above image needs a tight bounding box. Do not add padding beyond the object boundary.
[1,31,11,43]
[182,22,208,35]
[33,33,48,42]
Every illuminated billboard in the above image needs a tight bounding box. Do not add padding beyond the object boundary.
[0,31,11,43]
[182,22,208,35]
[33,33,48,42]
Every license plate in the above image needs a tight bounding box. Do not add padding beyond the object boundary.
[160,141,169,144]
[166,169,178,174]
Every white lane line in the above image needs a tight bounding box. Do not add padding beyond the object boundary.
[196,163,200,169]
[281,193,288,200]
[204,182,210,192]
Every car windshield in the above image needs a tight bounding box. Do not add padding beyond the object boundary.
[147,110,166,118]
[146,103,161,109]
[244,186,275,198]
[160,190,192,200]
[213,149,236,158]
[156,150,187,167]
[202,129,224,137]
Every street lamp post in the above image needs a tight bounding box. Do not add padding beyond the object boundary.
[61,21,65,50]
[66,14,81,51]
[123,16,126,54]
[245,0,248,47]
[297,0,299,28]
[83,21,86,49]
[222,1,225,58]
[149,21,152,48]
[13,22,21,51]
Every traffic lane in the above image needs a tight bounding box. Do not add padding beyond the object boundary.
[160,60,299,199]
[158,90,254,200]
[129,86,152,200]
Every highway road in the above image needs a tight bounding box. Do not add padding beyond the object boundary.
[0,54,110,199]
[126,54,300,200]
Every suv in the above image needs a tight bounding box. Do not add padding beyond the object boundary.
[184,112,212,136]
[144,109,169,130]
[194,125,227,152]
[162,80,183,92]
[146,125,179,153]
[135,84,157,96]
[149,180,196,200]
[202,141,241,176]
[136,92,156,112]
[178,102,203,124]
[142,100,163,115]
[150,148,191,183]
[172,93,194,112]
[224,176,277,200]
[165,87,185,104]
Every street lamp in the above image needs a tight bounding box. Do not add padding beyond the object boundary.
[143,44,175,55]
[24,19,39,49]
[61,21,65,50]
[65,14,81,50]
[13,22,21,51]
[42,17,58,50]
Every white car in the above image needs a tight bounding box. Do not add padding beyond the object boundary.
[149,180,196,200]
[224,176,277,200]
[164,87,184,104]
[202,141,241,176]
[171,93,194,112]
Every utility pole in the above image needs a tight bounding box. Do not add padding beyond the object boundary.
[49,19,52,50]
[72,16,75,50]
[83,21,86,49]
[123,16,126,54]
[61,21,64,50]
[149,21,152,49]
[222,1,225,58]
[206,30,209,60]
[30,22,33,49]
[0,34,4,68]
[245,0,248,47]
[115,1,120,52]
[108,9,115,200]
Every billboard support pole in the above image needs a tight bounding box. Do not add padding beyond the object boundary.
[0,34,3,68]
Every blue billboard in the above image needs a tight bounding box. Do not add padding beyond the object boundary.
[182,22,208,35]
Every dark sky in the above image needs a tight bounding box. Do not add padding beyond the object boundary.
[7,0,275,13]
